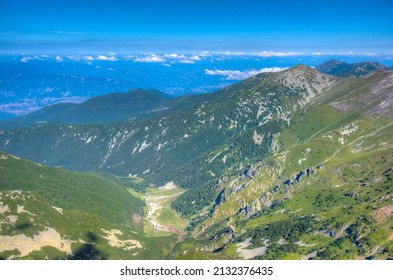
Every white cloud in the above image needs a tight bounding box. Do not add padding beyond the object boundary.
[316,51,377,56]
[84,56,94,61]
[134,54,165,63]
[179,60,195,64]
[160,51,302,62]
[340,51,354,56]
[360,52,377,56]
[253,51,302,57]
[123,55,137,60]
[20,56,46,63]
[97,55,118,61]
[165,53,186,59]
[66,55,80,61]
[205,67,287,80]
[190,55,201,61]
[20,56,34,63]
[208,51,246,56]
[55,56,63,62]
[161,53,202,64]
[197,51,211,57]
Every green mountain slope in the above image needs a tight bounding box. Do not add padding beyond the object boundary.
[0,151,176,259]
[0,89,173,130]
[169,70,393,260]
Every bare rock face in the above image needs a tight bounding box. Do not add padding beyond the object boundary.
[244,165,257,179]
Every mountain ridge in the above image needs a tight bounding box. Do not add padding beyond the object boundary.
[316,59,388,77]
[0,88,174,130]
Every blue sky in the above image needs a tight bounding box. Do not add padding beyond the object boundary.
[0,0,392,54]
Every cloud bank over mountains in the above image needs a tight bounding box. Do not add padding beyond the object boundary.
[18,50,388,65]
[204,67,287,80]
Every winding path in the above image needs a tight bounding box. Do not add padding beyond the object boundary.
[145,193,185,241]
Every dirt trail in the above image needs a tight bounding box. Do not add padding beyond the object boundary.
[145,193,185,241]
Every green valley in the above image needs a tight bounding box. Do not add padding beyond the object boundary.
[0,151,177,259]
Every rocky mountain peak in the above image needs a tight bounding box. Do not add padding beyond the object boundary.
[272,64,337,99]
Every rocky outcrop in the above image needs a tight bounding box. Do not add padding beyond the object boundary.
[345,191,358,198]
[245,205,255,219]
[283,166,319,187]
[244,165,257,179]
[269,133,280,153]
[215,188,226,205]
[204,226,236,252]
[233,183,246,193]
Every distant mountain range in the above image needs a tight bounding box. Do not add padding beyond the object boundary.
[316,59,388,77]
[1,60,392,260]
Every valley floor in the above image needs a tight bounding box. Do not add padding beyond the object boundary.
[142,185,187,240]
